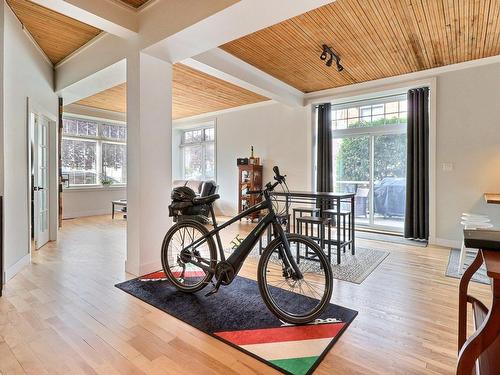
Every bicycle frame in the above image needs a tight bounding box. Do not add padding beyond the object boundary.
[178,190,302,282]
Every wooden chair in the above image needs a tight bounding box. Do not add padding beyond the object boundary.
[457,229,500,375]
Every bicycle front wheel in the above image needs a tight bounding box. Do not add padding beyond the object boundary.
[258,234,333,324]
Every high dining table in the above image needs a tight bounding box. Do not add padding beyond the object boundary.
[271,190,356,264]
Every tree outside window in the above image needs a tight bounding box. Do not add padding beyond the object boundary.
[62,118,127,187]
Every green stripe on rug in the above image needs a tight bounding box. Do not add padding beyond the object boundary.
[270,356,319,375]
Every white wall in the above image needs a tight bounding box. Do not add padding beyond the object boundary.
[3,4,58,274]
[173,102,312,216]
[435,63,500,243]
[62,187,126,218]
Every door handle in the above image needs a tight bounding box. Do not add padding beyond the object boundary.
[33,187,44,191]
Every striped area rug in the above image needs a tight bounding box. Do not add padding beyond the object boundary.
[116,272,357,375]
[215,322,346,374]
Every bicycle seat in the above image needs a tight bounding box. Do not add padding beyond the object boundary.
[192,194,220,206]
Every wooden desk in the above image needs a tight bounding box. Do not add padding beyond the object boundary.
[484,193,500,204]
[457,230,500,375]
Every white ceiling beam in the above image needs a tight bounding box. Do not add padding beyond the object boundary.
[55,0,334,99]
[58,56,126,104]
[184,48,304,107]
[30,0,138,38]
[55,33,131,92]
[143,0,335,63]
[54,1,242,90]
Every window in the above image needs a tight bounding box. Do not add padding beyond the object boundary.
[62,117,127,187]
[332,96,407,130]
[316,94,408,232]
[181,126,215,180]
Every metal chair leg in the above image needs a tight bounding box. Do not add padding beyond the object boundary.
[342,214,346,253]
[319,222,324,252]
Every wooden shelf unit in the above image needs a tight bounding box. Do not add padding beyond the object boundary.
[238,164,263,221]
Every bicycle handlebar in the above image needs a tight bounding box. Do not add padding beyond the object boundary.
[273,165,286,182]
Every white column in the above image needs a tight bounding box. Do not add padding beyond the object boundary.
[126,51,172,276]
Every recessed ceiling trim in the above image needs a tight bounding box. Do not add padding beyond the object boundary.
[68,63,270,120]
[173,100,277,125]
[31,0,138,37]
[55,32,106,69]
[304,54,500,105]
[115,0,152,10]
[9,10,53,67]
[7,0,103,64]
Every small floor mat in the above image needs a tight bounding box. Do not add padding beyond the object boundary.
[445,248,490,285]
[116,273,357,375]
[250,244,389,284]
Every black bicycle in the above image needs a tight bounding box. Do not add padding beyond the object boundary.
[161,166,333,324]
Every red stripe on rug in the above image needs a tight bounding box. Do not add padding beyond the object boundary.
[215,322,345,345]
[171,270,206,278]
[140,270,206,279]
[141,271,166,279]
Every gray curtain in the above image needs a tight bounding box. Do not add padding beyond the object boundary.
[404,87,429,240]
[316,103,333,193]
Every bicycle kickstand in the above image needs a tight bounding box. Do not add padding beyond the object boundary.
[205,276,223,297]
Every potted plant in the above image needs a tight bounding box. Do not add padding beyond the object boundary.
[100,174,114,187]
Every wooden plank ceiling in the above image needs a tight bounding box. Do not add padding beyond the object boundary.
[118,0,151,9]
[221,0,500,93]
[6,0,101,64]
[72,64,269,120]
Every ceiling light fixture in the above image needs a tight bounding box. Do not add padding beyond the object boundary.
[320,44,344,72]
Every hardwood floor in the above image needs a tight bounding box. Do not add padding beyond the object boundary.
[0,215,491,374]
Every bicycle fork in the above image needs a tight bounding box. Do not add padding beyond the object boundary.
[272,221,304,280]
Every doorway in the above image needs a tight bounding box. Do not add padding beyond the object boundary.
[331,94,408,233]
[29,109,57,251]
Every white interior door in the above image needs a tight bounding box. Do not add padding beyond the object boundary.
[33,114,50,249]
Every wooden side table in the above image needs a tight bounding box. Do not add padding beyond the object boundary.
[484,193,500,204]
[111,200,127,219]
[457,229,500,375]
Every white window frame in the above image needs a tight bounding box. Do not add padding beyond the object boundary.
[180,124,216,181]
[62,116,127,189]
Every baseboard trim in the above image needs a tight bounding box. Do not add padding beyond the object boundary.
[63,208,112,219]
[137,260,162,277]
[5,253,30,282]
[434,237,461,249]
[125,259,161,277]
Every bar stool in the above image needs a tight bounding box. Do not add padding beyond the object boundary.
[322,208,352,253]
[292,207,320,232]
[296,215,332,263]
[459,214,492,271]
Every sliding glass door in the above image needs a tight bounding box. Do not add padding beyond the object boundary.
[331,95,407,232]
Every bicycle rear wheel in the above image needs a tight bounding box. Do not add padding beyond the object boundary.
[161,220,216,293]
[258,234,333,324]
